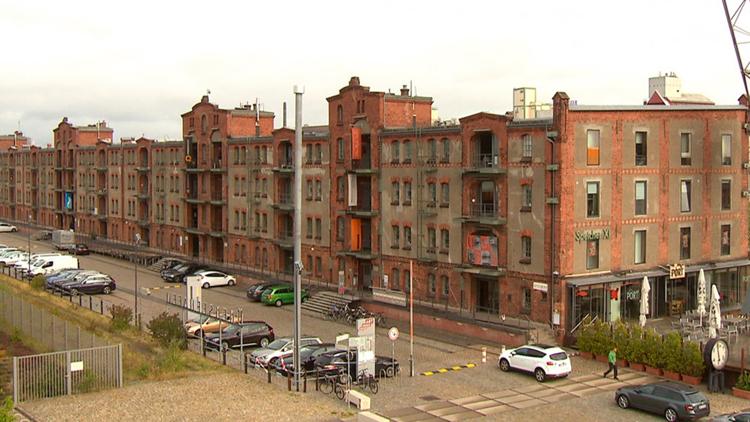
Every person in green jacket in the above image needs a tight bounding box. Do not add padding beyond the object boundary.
[603,347,619,380]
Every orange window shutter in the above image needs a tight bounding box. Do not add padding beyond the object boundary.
[350,218,361,251]
[587,148,599,165]
[351,127,362,160]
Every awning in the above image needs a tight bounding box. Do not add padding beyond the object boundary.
[686,258,750,273]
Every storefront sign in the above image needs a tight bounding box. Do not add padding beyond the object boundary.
[626,289,640,301]
[574,228,610,243]
[669,263,685,279]
[533,282,548,293]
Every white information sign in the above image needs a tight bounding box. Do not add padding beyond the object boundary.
[388,327,399,341]
[186,275,202,321]
[70,361,84,372]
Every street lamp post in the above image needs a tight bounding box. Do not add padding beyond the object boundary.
[27,213,31,274]
[134,233,142,329]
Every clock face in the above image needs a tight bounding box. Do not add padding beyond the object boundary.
[711,340,729,370]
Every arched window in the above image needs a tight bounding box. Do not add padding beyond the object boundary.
[201,115,207,134]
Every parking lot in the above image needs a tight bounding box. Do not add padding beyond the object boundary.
[3,230,750,421]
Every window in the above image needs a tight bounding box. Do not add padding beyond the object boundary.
[336,217,344,241]
[391,181,400,205]
[635,131,647,165]
[440,183,449,206]
[306,180,313,200]
[403,140,412,163]
[306,217,313,239]
[391,225,400,248]
[403,270,411,291]
[427,228,436,251]
[635,181,647,216]
[680,180,692,213]
[314,143,322,163]
[337,138,344,161]
[722,134,732,165]
[441,139,450,163]
[315,219,321,239]
[634,230,646,264]
[315,180,322,201]
[403,182,412,205]
[721,180,731,211]
[427,183,436,206]
[721,224,731,255]
[306,255,313,275]
[441,275,449,296]
[306,144,312,164]
[680,133,692,165]
[521,236,531,263]
[522,134,532,159]
[521,185,532,211]
[587,129,600,165]
[586,239,599,269]
[427,139,437,163]
[315,257,322,276]
[403,226,412,249]
[336,105,343,125]
[441,229,449,251]
[680,227,691,260]
[428,274,436,295]
[391,142,400,163]
[337,177,345,201]
[586,182,600,218]
[522,288,531,312]
[391,268,400,290]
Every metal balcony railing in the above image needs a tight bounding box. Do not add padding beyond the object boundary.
[471,153,499,168]
[468,203,499,218]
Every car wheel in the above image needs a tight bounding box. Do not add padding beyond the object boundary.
[228,279,236,286]
[275,299,282,307]
[499,358,510,372]
[260,337,269,347]
[664,408,678,422]
[534,368,546,382]
[616,394,629,409]
[386,366,394,378]
[11,228,17,232]
[202,282,210,289]
[103,286,111,295]
[194,330,202,338]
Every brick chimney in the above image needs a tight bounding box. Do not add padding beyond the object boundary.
[400,85,410,96]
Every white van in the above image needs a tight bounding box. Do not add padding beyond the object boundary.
[27,256,79,277]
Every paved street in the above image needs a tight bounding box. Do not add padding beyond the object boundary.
[3,231,750,421]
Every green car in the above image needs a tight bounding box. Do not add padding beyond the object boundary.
[261,284,310,307]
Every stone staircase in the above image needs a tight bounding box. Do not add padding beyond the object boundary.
[301,290,358,317]
[146,258,169,272]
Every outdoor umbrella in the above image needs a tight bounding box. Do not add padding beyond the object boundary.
[697,269,707,326]
[708,284,722,338]
[639,276,650,327]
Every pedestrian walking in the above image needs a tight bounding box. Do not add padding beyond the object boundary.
[603,347,619,380]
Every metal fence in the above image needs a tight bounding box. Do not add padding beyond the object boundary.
[12,344,122,403]
[0,289,110,351]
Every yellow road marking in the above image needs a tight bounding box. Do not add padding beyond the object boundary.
[420,363,478,376]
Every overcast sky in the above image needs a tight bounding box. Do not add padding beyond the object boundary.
[0,0,746,144]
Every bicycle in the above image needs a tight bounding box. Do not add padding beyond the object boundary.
[319,370,348,400]
[357,369,379,394]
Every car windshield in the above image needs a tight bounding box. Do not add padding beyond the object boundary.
[549,352,568,361]
[190,315,210,324]
[266,339,289,350]
[171,264,187,271]
[220,325,240,335]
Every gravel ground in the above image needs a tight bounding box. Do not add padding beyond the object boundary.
[20,372,348,422]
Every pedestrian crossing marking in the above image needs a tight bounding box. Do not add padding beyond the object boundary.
[420,363,477,376]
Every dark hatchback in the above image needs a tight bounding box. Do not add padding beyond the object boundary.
[270,343,338,375]
[161,263,206,283]
[616,381,710,422]
[315,349,400,378]
[61,274,116,295]
[204,322,275,351]
[68,243,90,255]
[246,282,275,301]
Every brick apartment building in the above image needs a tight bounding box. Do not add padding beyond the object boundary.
[0,76,747,336]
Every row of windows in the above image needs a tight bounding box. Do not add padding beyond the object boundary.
[305,179,324,201]
[305,217,323,239]
[389,181,451,207]
[390,226,450,252]
[586,179,734,218]
[388,268,451,297]
[585,225,732,270]
[253,212,269,232]
[389,138,452,164]
[586,130,733,167]
[305,255,324,278]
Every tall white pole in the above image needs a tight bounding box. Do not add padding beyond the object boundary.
[293,86,304,389]
[410,259,414,376]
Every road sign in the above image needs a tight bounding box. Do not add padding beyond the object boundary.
[388,326,399,341]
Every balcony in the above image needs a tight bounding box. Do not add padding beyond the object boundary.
[137,219,150,227]
[344,206,378,218]
[185,227,206,235]
[185,193,206,204]
[137,190,150,200]
[209,193,226,205]
[463,154,506,175]
[97,214,108,220]
[135,165,150,172]
[273,230,294,249]
[338,248,376,260]
[183,162,206,173]
[272,160,294,173]
[272,192,294,211]
[96,188,108,196]
[210,161,226,173]
[209,230,225,238]
[459,203,506,225]
[457,264,506,277]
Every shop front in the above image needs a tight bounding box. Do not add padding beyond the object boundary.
[566,259,750,333]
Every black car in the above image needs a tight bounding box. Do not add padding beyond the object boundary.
[61,274,116,295]
[246,282,275,301]
[47,270,101,290]
[616,381,710,422]
[315,349,400,378]
[204,322,274,351]
[161,263,206,283]
[270,343,338,375]
[67,243,90,255]
[160,258,184,271]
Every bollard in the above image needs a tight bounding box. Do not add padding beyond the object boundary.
[79,294,82,307]
[100,299,103,315]
[268,368,272,384]
[315,368,319,391]
[89,296,92,310]
[287,371,292,391]
[482,347,487,364]
[222,349,227,366]
[303,371,307,393]
[244,354,248,374]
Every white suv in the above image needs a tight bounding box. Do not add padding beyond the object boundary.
[498,344,571,382]
[0,223,17,232]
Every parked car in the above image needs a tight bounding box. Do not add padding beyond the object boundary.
[261,284,310,307]
[25,255,79,277]
[159,258,184,271]
[160,263,206,283]
[66,243,90,255]
[249,336,323,367]
[270,343,338,375]
[187,317,242,337]
[711,411,750,422]
[14,253,62,272]
[0,251,27,265]
[35,230,52,241]
[192,270,236,288]
[314,349,400,378]
[498,344,571,382]
[204,322,274,350]
[615,381,710,422]
[62,274,116,295]
[0,223,17,232]
[246,282,276,301]
[48,270,102,290]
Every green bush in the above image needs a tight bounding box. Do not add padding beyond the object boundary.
[682,342,705,377]
[157,343,187,373]
[109,304,133,332]
[737,371,750,391]
[9,328,21,344]
[30,275,45,290]
[663,331,684,373]
[0,396,14,422]
[147,312,187,349]
[612,322,629,359]
[642,329,662,367]
[577,322,595,353]
[623,325,645,364]
[590,321,613,356]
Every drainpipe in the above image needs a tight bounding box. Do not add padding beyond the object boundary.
[547,131,557,331]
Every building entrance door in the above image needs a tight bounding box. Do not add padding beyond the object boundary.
[475,277,499,314]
